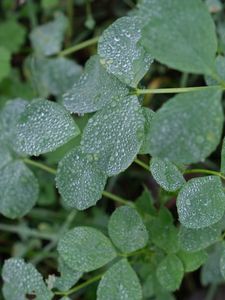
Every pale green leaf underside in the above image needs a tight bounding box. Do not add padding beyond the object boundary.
[25,55,82,97]
[0,144,12,170]
[140,0,217,75]
[178,223,222,252]
[30,13,68,56]
[58,226,117,272]
[139,107,155,154]
[16,99,80,156]
[108,206,148,253]
[177,176,225,229]
[0,161,39,219]
[150,157,185,192]
[156,255,184,292]
[54,257,83,291]
[205,56,225,86]
[201,244,224,285]
[81,95,145,176]
[56,147,107,210]
[149,89,223,164]
[221,137,225,173]
[97,259,142,300]
[63,55,129,114]
[2,258,53,300]
[98,16,153,87]
[0,98,28,152]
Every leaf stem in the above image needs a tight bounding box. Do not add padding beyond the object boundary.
[58,36,99,56]
[0,223,57,241]
[184,168,225,180]
[55,273,103,296]
[102,191,134,207]
[134,158,149,171]
[135,85,222,95]
[23,158,57,175]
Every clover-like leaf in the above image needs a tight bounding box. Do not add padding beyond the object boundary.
[56,147,107,210]
[178,223,222,252]
[0,47,10,82]
[58,226,117,272]
[0,144,12,170]
[25,56,82,97]
[97,259,142,300]
[54,257,83,291]
[139,107,155,154]
[150,157,185,192]
[2,258,53,300]
[16,99,80,156]
[0,98,28,151]
[201,243,224,285]
[63,55,129,114]
[0,161,39,219]
[148,88,223,164]
[178,250,208,272]
[30,13,68,56]
[81,95,144,176]
[156,255,184,292]
[108,206,148,253]
[177,176,225,229]
[98,16,153,87]
[0,20,26,53]
[221,137,225,173]
[140,0,217,75]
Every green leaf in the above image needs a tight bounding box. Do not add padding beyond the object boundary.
[16,99,80,156]
[139,107,155,154]
[140,0,217,75]
[57,226,117,272]
[178,223,222,252]
[135,187,157,217]
[177,176,225,229]
[30,13,68,56]
[108,206,148,253]
[0,47,10,82]
[221,137,225,173]
[0,20,26,53]
[205,56,225,86]
[201,243,225,285]
[54,257,83,291]
[148,89,223,164]
[156,254,184,292]
[150,157,185,192]
[0,161,39,218]
[0,144,12,170]
[0,98,28,151]
[220,247,225,279]
[25,56,82,97]
[98,16,152,87]
[81,95,144,176]
[178,250,208,272]
[147,215,179,254]
[97,259,142,300]
[2,258,53,300]
[63,55,129,114]
[56,147,107,210]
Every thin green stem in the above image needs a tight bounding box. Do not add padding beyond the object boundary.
[135,85,222,95]
[184,169,225,181]
[134,158,149,171]
[0,223,57,241]
[23,158,57,175]
[58,36,99,56]
[55,273,103,296]
[27,0,37,28]
[102,191,134,207]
